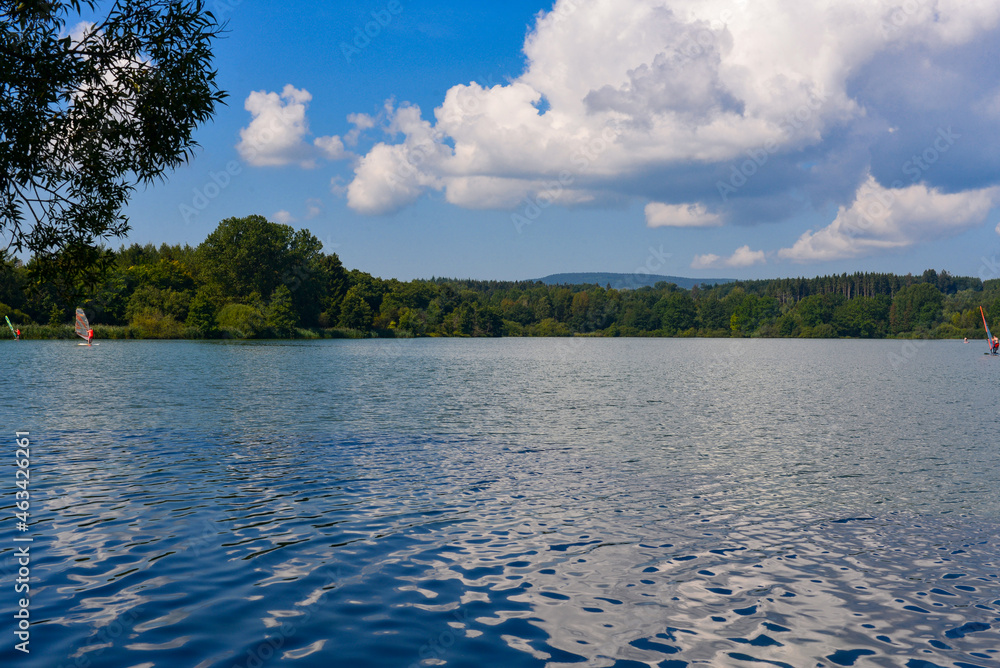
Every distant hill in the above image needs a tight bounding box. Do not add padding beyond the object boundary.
[534,272,734,290]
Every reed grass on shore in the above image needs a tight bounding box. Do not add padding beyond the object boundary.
[8,324,375,340]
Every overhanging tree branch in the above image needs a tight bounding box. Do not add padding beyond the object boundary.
[0,0,226,287]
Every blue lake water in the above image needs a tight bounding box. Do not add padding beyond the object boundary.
[1,337,999,667]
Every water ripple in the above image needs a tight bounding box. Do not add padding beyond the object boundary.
[0,425,994,667]
[1,340,999,667]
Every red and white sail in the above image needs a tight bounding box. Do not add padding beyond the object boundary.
[75,308,90,341]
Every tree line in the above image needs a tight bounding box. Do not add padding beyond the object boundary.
[2,215,999,340]
[2,7,995,343]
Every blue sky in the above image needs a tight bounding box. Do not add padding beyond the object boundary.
[120,0,1000,282]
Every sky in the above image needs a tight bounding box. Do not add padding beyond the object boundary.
[116,0,1000,283]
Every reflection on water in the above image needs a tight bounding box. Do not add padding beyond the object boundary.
[0,339,998,667]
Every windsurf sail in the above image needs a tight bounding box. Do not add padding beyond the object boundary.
[981,306,994,353]
[75,308,90,341]
[5,315,14,337]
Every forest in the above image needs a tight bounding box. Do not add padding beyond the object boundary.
[2,214,999,341]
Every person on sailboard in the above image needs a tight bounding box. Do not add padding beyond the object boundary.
[992,335,998,355]
[87,328,94,346]
[15,328,19,340]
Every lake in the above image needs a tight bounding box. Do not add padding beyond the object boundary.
[1,338,998,667]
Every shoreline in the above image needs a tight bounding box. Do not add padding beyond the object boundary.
[3,327,974,342]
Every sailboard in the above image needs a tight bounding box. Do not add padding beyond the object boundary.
[5,315,15,338]
[75,308,91,344]
[980,306,995,355]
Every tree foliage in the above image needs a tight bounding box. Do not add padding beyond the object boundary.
[197,215,323,311]
[1,0,225,283]
[0,214,995,341]
[890,283,944,335]
[185,288,217,337]
[266,284,298,337]
[338,287,372,331]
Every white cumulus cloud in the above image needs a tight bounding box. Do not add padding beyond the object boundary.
[778,175,1000,262]
[244,0,1000,268]
[337,0,1000,227]
[693,245,766,269]
[238,85,316,167]
[646,202,722,227]
[344,113,375,146]
[690,253,722,270]
[237,84,352,167]
[315,135,348,160]
[728,245,767,267]
[345,104,451,214]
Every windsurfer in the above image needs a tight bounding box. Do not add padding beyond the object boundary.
[980,307,996,354]
[15,328,20,340]
[87,328,94,346]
